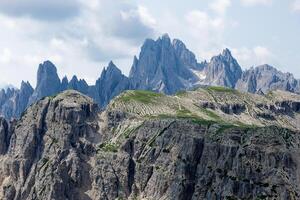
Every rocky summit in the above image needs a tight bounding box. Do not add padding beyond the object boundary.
[0,88,300,199]
[1,34,300,121]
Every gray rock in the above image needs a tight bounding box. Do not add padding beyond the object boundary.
[0,82,33,119]
[173,39,203,70]
[202,48,243,88]
[0,117,9,154]
[0,90,299,199]
[60,76,69,91]
[129,34,199,94]
[94,61,130,107]
[67,75,89,95]
[28,61,61,105]
[236,64,300,93]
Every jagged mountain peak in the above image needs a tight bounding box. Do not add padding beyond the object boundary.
[211,48,236,63]
[160,33,171,41]
[201,48,242,88]
[70,75,79,82]
[172,38,185,48]
[107,61,121,73]
[28,60,61,106]
[130,34,200,94]
[101,61,123,79]
[61,76,69,83]
[36,60,60,83]
[38,60,57,74]
[1,34,300,120]
[221,48,232,57]
[236,64,300,93]
[20,81,33,91]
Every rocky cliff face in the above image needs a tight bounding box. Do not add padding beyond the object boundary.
[200,49,243,88]
[0,90,300,199]
[129,34,199,94]
[236,64,300,94]
[0,82,33,119]
[28,61,61,106]
[94,61,131,107]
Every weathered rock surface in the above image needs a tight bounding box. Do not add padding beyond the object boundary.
[94,61,131,107]
[201,49,243,88]
[236,64,300,94]
[28,61,61,106]
[0,90,300,199]
[129,34,199,94]
[0,82,34,119]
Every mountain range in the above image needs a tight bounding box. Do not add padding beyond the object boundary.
[1,34,300,119]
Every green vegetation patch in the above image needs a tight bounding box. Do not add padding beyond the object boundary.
[97,142,119,153]
[119,90,163,104]
[175,90,188,96]
[122,123,144,139]
[176,107,193,118]
[207,86,236,93]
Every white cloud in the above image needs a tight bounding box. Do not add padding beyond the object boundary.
[231,46,273,68]
[291,0,300,11]
[0,48,12,63]
[184,10,231,60]
[253,46,273,63]
[0,1,157,86]
[210,0,231,15]
[240,0,272,6]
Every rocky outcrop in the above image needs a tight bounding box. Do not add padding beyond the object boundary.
[0,90,300,199]
[236,64,300,94]
[0,91,100,200]
[0,82,33,119]
[0,117,9,154]
[129,34,199,94]
[15,81,34,116]
[201,49,243,88]
[173,39,203,70]
[28,61,61,106]
[67,75,90,95]
[94,61,131,107]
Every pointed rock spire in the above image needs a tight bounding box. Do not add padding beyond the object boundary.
[28,61,61,105]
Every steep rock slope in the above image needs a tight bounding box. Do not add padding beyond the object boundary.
[236,64,300,94]
[0,90,300,199]
[28,61,61,106]
[0,82,33,119]
[94,61,131,107]
[129,34,199,94]
[199,49,243,88]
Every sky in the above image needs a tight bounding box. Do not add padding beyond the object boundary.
[0,0,299,88]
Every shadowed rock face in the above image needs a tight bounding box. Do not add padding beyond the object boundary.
[0,90,300,199]
[129,34,199,94]
[0,82,34,120]
[94,61,131,107]
[28,61,61,106]
[0,118,10,154]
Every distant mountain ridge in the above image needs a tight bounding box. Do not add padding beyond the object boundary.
[1,34,299,119]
